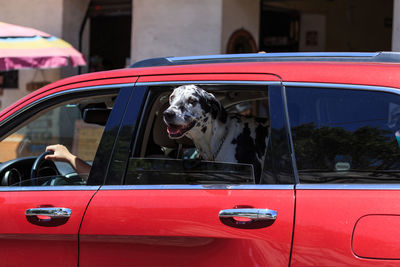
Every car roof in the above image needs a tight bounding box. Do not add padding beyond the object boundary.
[3,52,400,122]
[18,52,400,90]
[126,51,400,88]
[129,52,400,68]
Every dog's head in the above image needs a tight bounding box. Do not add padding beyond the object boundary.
[163,85,227,139]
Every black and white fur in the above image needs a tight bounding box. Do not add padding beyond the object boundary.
[163,85,269,182]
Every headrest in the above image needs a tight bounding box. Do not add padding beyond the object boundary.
[153,104,193,149]
[83,108,111,126]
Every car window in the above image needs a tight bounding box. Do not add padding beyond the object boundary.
[287,86,400,183]
[0,93,118,186]
[0,101,109,162]
[123,84,293,185]
[1,104,103,162]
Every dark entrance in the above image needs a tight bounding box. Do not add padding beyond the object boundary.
[88,1,131,72]
[259,2,300,52]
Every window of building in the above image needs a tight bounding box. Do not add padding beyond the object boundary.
[0,71,18,88]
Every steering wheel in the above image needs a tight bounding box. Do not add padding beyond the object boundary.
[30,151,53,186]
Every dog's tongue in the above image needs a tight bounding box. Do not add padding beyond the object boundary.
[167,125,182,135]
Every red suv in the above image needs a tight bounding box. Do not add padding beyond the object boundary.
[1,52,400,266]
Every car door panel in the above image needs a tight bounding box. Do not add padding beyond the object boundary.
[0,85,130,266]
[79,75,295,266]
[286,85,400,265]
[80,188,294,266]
[291,188,400,266]
[0,188,98,267]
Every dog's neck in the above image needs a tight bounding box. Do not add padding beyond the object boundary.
[186,116,228,160]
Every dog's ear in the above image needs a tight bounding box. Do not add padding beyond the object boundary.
[194,86,227,123]
[205,93,227,123]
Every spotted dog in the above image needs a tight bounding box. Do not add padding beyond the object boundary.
[163,84,269,183]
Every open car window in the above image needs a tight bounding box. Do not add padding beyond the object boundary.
[124,84,292,185]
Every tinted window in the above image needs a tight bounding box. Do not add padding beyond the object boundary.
[287,87,400,183]
[126,158,255,184]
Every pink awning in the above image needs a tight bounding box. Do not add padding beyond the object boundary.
[0,22,86,71]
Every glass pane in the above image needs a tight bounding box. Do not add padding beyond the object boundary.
[287,87,400,183]
[0,104,104,162]
[10,175,87,186]
[0,92,119,187]
[125,158,255,185]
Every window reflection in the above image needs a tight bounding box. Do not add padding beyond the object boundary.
[287,87,400,183]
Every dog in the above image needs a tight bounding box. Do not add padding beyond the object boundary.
[163,84,269,183]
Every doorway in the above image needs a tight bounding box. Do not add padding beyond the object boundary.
[259,4,300,52]
[90,15,131,71]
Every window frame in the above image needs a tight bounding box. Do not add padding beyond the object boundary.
[106,80,295,188]
[283,82,400,189]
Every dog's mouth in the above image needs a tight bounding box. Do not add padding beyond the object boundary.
[166,121,196,138]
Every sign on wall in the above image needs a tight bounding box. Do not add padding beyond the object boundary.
[299,14,326,52]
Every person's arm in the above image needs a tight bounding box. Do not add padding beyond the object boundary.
[45,145,91,179]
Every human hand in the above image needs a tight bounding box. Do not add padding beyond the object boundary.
[45,144,75,164]
[45,144,90,177]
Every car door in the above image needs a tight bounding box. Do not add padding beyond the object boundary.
[285,84,400,266]
[0,84,130,267]
[79,74,296,266]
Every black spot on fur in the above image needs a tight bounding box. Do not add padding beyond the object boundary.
[255,124,268,159]
[179,105,185,112]
[194,90,227,124]
[231,123,262,183]
[198,97,211,114]
[203,117,209,122]
[232,115,242,123]
[255,117,268,124]
[208,97,227,124]
[201,126,207,133]
[193,92,209,111]
[218,107,227,124]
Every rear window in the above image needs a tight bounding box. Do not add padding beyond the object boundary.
[287,86,400,183]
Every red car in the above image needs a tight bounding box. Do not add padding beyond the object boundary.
[1,52,400,266]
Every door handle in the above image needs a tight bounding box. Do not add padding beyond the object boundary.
[25,207,71,227]
[219,208,277,229]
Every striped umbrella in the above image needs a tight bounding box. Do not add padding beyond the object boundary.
[0,21,86,71]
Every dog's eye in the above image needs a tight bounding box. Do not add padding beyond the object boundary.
[188,98,197,105]
[169,95,175,102]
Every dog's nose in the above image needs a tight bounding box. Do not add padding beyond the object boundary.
[163,109,175,120]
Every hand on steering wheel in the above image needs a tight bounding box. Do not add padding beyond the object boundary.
[30,151,54,186]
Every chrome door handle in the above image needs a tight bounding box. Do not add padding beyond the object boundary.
[26,207,71,218]
[25,207,71,227]
[219,208,277,229]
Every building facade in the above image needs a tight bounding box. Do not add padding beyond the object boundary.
[0,0,396,110]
